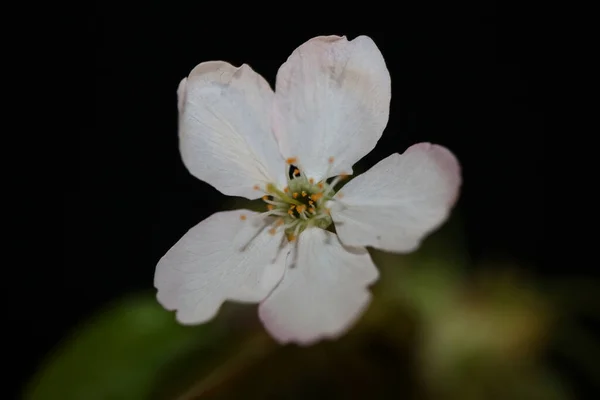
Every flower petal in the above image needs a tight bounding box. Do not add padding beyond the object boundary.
[155,210,289,325]
[179,61,286,199]
[258,228,378,345]
[331,143,461,253]
[273,35,391,182]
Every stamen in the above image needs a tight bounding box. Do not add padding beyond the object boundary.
[259,209,288,218]
[292,222,302,238]
[324,173,348,196]
[253,184,261,191]
[286,157,297,165]
[268,228,277,235]
[293,192,299,199]
[267,204,274,211]
[283,186,289,193]
[309,178,314,184]
[284,220,300,230]
[301,191,307,197]
[320,156,336,182]
[239,214,247,221]
[310,193,324,202]
[314,212,332,221]
[293,168,300,176]
[263,198,287,207]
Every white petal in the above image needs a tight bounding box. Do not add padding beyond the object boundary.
[331,143,461,253]
[258,228,378,345]
[154,210,289,325]
[179,61,286,199]
[273,35,391,182]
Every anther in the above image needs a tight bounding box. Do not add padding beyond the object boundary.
[268,228,277,235]
[328,156,335,164]
[262,195,269,201]
[293,168,300,176]
[286,157,297,165]
[301,191,307,197]
[309,178,314,184]
[240,214,247,221]
[253,184,261,190]
[267,204,274,211]
[284,187,289,193]
[318,182,324,189]
[310,193,323,201]
[293,192,299,199]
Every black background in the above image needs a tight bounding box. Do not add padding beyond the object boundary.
[44,0,547,396]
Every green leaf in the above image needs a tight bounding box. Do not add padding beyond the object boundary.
[25,293,230,400]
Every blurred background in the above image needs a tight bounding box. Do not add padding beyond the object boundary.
[24,1,583,399]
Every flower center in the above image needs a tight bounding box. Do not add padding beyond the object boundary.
[252,157,347,241]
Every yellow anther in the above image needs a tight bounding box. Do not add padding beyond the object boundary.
[267,204,274,211]
[286,157,297,165]
[262,195,269,201]
[293,192,299,199]
[284,186,289,193]
[296,205,306,213]
[308,207,315,213]
[293,168,300,176]
[310,192,323,201]
[309,178,314,184]
[301,191,307,197]
[289,204,295,209]
[287,209,294,215]
[318,182,324,189]
[328,156,335,164]
[253,184,260,190]
[288,234,296,242]
[240,214,247,221]
[276,219,284,226]
[340,173,349,180]
[268,228,277,235]
[308,200,314,206]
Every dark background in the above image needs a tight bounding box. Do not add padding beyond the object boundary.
[42,0,547,397]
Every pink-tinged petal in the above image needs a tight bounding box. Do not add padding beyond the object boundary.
[273,35,391,182]
[155,210,289,325]
[179,61,286,199]
[259,228,378,345]
[331,143,461,253]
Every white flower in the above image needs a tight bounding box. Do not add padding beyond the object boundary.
[154,35,461,345]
